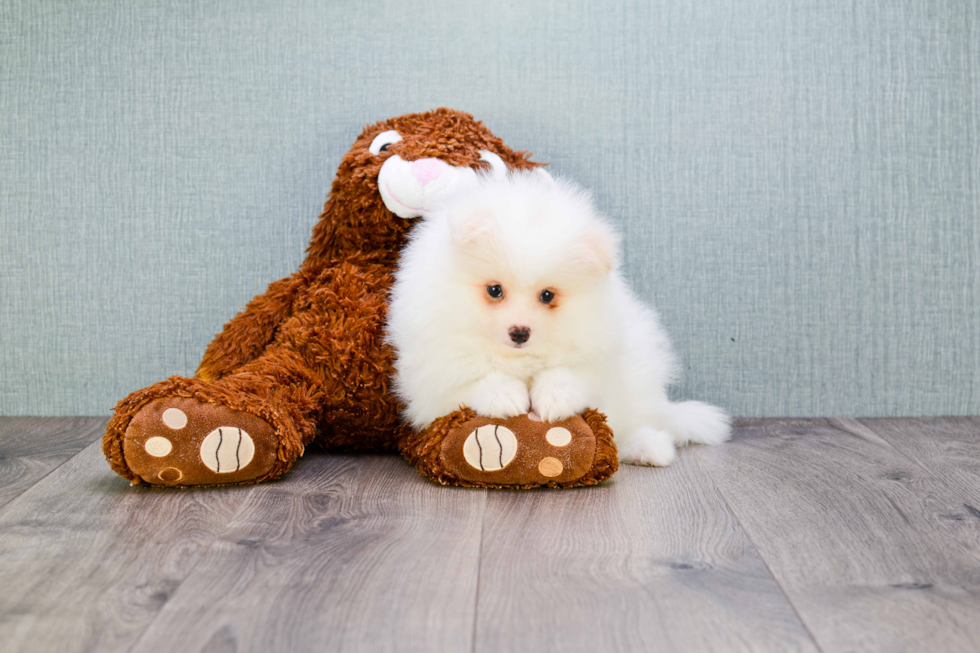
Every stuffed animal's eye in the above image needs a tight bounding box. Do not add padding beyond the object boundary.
[370,130,402,155]
[539,289,555,304]
[487,284,504,299]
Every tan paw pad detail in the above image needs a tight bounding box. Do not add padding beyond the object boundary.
[144,436,173,457]
[463,425,518,471]
[162,408,188,429]
[538,457,564,477]
[158,467,183,483]
[545,427,572,447]
[200,427,255,473]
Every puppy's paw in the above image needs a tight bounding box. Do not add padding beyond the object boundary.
[470,379,530,419]
[530,369,591,423]
[618,427,677,467]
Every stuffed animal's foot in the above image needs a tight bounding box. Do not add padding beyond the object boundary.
[104,378,295,487]
[121,397,278,486]
[401,408,619,489]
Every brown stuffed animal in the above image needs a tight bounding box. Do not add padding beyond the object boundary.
[103,109,618,489]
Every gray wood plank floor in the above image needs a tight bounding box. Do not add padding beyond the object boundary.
[698,418,980,653]
[0,417,104,509]
[0,417,977,653]
[473,455,816,653]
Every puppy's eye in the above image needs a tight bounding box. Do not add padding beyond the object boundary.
[487,284,504,299]
[369,130,402,156]
[539,289,555,304]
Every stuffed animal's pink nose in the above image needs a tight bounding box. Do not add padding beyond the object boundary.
[411,158,450,187]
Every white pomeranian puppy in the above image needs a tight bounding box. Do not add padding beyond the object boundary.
[387,170,730,466]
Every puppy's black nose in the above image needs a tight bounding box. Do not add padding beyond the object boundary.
[508,326,530,345]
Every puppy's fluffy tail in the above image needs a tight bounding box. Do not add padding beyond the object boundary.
[662,400,731,446]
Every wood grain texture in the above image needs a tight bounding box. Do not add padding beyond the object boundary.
[0,417,106,509]
[128,453,487,653]
[473,448,818,653]
[842,417,980,504]
[699,418,980,653]
[0,439,252,653]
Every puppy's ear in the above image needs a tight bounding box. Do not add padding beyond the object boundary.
[450,208,497,247]
[572,220,621,275]
[533,167,557,187]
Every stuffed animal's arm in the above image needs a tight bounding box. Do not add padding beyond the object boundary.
[196,274,305,381]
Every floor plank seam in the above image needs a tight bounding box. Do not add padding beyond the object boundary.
[0,418,107,513]
[0,442,100,513]
[826,418,937,477]
[122,485,262,653]
[470,490,489,653]
[694,448,826,653]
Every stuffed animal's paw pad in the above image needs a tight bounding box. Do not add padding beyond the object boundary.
[200,427,256,473]
[538,456,563,477]
[122,397,277,486]
[438,414,601,487]
[462,424,518,471]
[545,427,572,446]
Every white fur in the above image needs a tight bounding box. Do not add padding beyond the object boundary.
[387,171,730,466]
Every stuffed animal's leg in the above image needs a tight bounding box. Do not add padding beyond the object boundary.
[104,339,326,487]
[196,273,306,382]
[104,259,402,487]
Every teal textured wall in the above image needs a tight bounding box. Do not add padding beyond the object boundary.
[1,0,978,416]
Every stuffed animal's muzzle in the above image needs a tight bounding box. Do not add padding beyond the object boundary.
[378,150,508,219]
